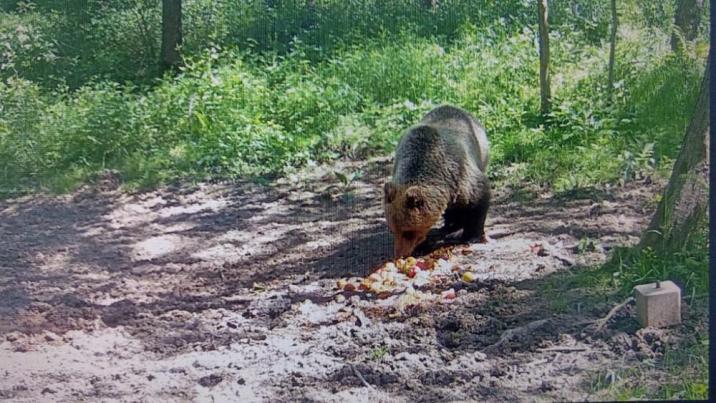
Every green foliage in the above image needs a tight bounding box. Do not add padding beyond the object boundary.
[0,1,163,88]
[552,216,708,401]
[0,0,710,196]
[621,54,702,159]
[603,220,708,299]
[0,4,709,397]
[633,0,676,32]
[0,9,58,82]
[369,345,388,360]
[548,207,708,309]
[0,0,533,89]
[549,0,611,44]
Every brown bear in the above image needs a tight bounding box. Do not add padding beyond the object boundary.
[383,104,491,258]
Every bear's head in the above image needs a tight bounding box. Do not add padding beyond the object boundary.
[383,182,446,258]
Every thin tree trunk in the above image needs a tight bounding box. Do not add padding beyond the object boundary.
[640,50,710,251]
[607,0,617,101]
[537,0,551,115]
[161,0,182,71]
[671,0,704,53]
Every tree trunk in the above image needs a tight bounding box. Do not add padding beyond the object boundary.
[671,0,704,52]
[640,49,710,251]
[607,0,617,101]
[537,0,551,115]
[161,0,182,71]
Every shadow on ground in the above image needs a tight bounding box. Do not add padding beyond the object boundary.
[0,157,657,337]
[0,156,677,402]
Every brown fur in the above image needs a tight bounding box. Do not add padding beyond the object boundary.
[384,105,491,258]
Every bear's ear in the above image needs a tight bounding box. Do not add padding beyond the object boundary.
[384,182,397,203]
[405,186,425,210]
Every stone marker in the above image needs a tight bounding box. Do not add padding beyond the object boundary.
[634,280,681,328]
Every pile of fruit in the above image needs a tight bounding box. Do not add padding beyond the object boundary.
[334,246,476,308]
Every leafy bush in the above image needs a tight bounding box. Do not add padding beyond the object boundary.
[1,0,536,89]
[0,1,708,196]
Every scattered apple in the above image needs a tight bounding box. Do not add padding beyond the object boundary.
[415,260,430,270]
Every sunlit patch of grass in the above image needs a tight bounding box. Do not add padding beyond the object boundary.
[369,345,388,361]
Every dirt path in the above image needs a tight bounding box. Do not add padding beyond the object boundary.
[0,157,675,402]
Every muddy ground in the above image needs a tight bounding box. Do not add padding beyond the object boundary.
[0,157,700,402]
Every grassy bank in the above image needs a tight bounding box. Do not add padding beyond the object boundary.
[0,24,705,195]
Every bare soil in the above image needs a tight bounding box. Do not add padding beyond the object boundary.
[0,157,689,402]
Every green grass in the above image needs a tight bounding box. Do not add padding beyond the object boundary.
[539,218,708,401]
[0,0,534,89]
[369,345,389,361]
[553,219,708,301]
[0,19,707,197]
[0,4,709,342]
[535,191,708,400]
[0,1,709,399]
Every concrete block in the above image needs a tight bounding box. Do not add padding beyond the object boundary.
[634,280,681,328]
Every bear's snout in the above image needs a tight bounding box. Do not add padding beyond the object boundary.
[393,231,427,258]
